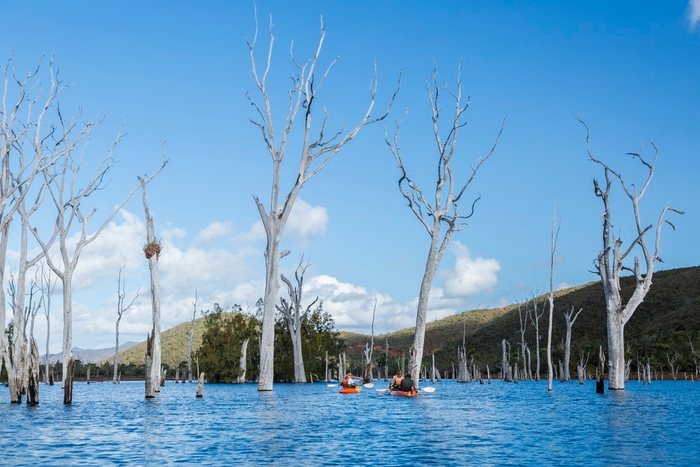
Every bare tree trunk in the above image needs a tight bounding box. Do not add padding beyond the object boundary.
[580,120,683,390]
[363,298,377,384]
[237,337,249,383]
[188,291,197,382]
[27,338,40,406]
[141,177,162,392]
[196,372,204,398]
[145,331,156,399]
[248,14,394,391]
[596,346,606,394]
[546,205,560,391]
[387,63,505,389]
[278,259,317,384]
[63,358,75,405]
[563,306,582,382]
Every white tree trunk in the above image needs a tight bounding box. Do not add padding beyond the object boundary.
[141,177,162,392]
[237,337,249,383]
[248,16,393,391]
[581,120,683,390]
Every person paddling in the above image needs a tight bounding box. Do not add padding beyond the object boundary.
[400,372,415,392]
[341,372,357,388]
[389,370,404,391]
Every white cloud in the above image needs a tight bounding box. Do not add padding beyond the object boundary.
[194,221,232,246]
[442,242,500,297]
[242,198,328,244]
[71,210,146,288]
[285,198,328,244]
[689,0,700,29]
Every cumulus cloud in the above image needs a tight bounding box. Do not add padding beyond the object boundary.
[241,198,328,244]
[71,210,146,288]
[193,221,232,246]
[442,242,500,298]
[689,0,700,29]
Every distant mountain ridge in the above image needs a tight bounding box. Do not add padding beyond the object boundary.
[43,341,138,364]
[106,265,700,369]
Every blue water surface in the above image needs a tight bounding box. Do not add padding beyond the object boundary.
[1,379,698,466]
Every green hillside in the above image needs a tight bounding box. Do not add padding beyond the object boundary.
[107,266,700,373]
[342,266,700,372]
[100,317,207,367]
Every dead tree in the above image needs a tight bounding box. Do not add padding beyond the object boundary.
[113,264,140,383]
[237,337,250,383]
[188,290,198,382]
[528,291,544,380]
[596,346,606,394]
[30,131,166,404]
[516,300,530,381]
[39,262,56,384]
[0,56,67,402]
[578,350,590,384]
[27,338,40,406]
[581,119,683,389]
[363,298,377,384]
[546,205,561,391]
[277,258,318,383]
[248,12,397,391]
[562,306,583,382]
[386,61,505,389]
[140,171,167,396]
[145,331,156,398]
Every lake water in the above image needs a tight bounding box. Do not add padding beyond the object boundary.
[1,379,698,466]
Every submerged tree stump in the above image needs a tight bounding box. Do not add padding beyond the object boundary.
[27,338,40,406]
[196,372,205,398]
[596,346,605,394]
[64,358,75,405]
[145,331,156,399]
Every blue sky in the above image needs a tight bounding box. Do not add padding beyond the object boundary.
[1,1,698,355]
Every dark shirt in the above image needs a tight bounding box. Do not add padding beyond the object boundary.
[399,377,414,392]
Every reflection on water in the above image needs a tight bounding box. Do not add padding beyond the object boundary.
[1,379,698,466]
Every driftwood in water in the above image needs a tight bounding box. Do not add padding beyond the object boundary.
[196,372,204,398]
[64,358,75,405]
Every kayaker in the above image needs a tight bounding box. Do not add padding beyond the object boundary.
[341,372,357,388]
[400,372,415,392]
[389,370,404,391]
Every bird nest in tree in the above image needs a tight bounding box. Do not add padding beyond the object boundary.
[143,240,162,260]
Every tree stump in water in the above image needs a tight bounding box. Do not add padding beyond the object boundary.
[596,346,605,394]
[64,358,75,405]
[196,372,205,398]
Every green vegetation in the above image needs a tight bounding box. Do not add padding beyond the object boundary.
[94,265,699,381]
[342,266,700,377]
[274,302,343,382]
[196,304,259,383]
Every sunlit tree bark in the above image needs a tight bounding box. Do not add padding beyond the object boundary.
[386,61,505,387]
[247,12,396,390]
[580,119,684,390]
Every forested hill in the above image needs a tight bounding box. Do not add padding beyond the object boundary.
[340,265,700,369]
[107,265,699,369]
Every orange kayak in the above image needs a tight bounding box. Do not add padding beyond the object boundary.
[390,390,417,397]
[339,386,362,394]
